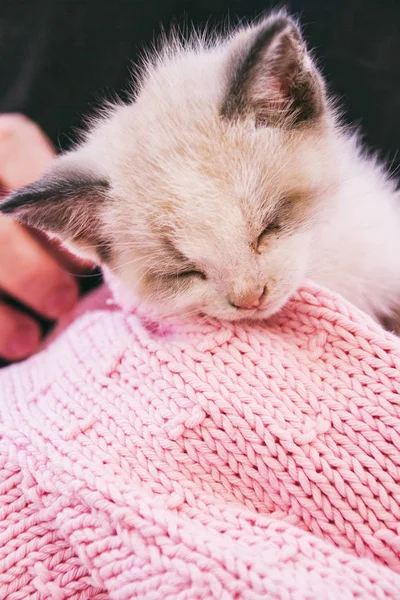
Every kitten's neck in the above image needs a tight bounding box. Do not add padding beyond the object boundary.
[308,130,400,321]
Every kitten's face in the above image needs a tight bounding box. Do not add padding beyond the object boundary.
[105,120,334,321]
[1,13,338,321]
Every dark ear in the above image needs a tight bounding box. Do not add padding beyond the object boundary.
[0,168,111,262]
[222,15,326,127]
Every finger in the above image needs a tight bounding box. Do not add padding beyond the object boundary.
[0,302,41,361]
[0,114,94,274]
[0,215,79,319]
[0,114,55,189]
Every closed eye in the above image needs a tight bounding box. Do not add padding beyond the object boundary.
[175,270,207,280]
[257,222,281,248]
[161,239,207,281]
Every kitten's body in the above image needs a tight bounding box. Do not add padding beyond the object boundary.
[3,13,400,329]
[309,136,400,324]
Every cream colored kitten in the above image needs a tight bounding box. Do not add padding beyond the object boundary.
[3,12,400,329]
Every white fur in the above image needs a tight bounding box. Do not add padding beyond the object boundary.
[308,135,400,321]
[50,15,400,327]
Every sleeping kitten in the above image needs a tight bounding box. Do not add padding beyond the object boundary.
[2,12,400,329]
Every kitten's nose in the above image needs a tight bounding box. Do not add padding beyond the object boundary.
[229,286,266,310]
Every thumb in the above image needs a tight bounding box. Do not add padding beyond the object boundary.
[0,114,94,273]
[0,113,55,190]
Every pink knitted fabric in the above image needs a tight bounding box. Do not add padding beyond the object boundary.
[1,279,400,599]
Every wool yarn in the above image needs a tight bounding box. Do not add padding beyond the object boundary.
[0,280,400,599]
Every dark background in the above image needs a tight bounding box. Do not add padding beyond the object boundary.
[0,0,399,171]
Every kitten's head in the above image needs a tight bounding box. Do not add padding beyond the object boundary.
[1,13,339,321]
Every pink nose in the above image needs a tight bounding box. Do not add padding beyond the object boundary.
[229,286,266,310]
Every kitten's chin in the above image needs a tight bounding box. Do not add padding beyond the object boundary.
[209,287,299,323]
[201,297,293,323]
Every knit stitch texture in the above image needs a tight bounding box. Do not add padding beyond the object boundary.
[0,279,400,599]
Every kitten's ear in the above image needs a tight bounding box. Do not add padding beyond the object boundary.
[0,163,111,263]
[222,14,326,127]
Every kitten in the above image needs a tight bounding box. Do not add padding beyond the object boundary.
[2,12,400,329]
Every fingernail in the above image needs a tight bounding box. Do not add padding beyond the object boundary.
[44,283,78,318]
[6,323,40,360]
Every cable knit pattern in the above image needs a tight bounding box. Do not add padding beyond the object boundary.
[1,280,400,599]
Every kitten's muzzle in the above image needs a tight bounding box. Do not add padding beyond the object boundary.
[228,285,266,311]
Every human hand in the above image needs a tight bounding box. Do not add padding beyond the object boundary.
[0,114,84,361]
